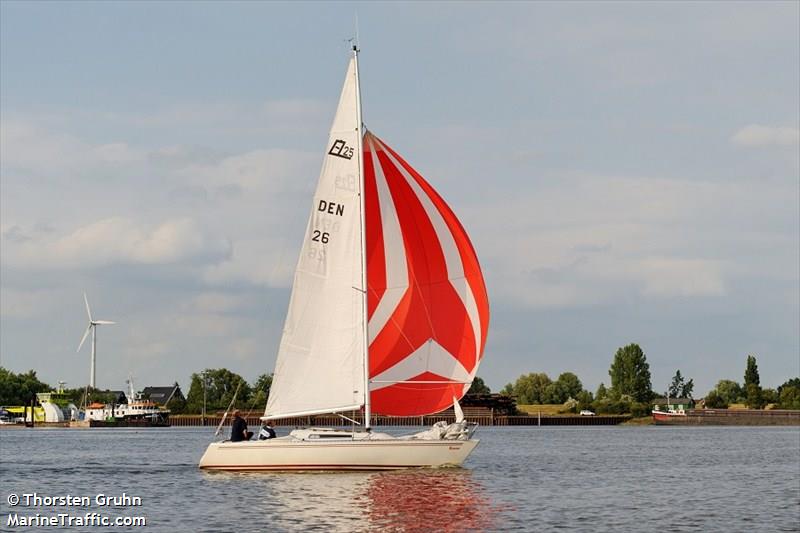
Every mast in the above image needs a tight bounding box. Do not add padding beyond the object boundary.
[90,326,96,389]
[353,43,370,430]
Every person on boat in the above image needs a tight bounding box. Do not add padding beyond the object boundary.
[258,422,276,440]
[230,410,253,442]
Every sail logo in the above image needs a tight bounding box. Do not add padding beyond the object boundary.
[328,139,355,160]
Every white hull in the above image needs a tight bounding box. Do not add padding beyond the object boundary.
[199,437,479,471]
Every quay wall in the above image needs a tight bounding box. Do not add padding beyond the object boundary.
[655,409,800,426]
[169,412,632,427]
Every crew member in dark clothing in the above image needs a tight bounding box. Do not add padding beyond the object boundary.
[259,422,276,440]
[230,410,253,442]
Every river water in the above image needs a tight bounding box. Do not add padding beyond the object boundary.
[1,426,798,532]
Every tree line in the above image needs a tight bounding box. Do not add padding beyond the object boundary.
[496,344,800,415]
[704,356,800,410]
[498,343,656,416]
[182,368,273,414]
[0,366,273,415]
[2,346,798,415]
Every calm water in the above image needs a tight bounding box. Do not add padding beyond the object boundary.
[1,426,798,532]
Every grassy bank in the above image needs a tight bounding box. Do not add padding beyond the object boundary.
[621,416,654,426]
[517,404,566,415]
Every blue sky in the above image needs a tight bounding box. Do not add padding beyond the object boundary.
[2,1,798,396]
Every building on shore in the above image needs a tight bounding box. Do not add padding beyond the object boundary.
[652,397,695,412]
[142,383,184,408]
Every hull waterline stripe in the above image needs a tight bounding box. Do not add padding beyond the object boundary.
[200,464,457,471]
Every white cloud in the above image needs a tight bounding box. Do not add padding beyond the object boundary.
[188,292,245,314]
[0,287,69,319]
[637,257,725,297]
[202,239,296,288]
[179,148,317,193]
[4,217,231,269]
[731,124,800,147]
[1,119,144,176]
[466,172,794,309]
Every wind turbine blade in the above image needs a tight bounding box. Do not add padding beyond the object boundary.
[77,324,92,352]
[94,320,115,325]
[83,292,93,321]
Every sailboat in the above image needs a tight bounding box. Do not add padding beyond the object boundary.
[199,45,489,471]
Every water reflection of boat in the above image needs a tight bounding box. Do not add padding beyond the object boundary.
[368,470,494,532]
[204,469,497,532]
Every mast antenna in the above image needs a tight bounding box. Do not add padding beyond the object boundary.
[345,12,360,51]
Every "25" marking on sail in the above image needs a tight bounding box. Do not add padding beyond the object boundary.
[328,139,355,160]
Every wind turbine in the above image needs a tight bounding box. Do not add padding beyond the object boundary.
[77,292,115,389]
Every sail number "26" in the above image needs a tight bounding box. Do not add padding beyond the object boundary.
[311,230,330,244]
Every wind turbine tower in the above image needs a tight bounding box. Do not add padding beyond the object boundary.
[77,293,115,389]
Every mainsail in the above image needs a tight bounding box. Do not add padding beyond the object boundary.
[264,58,364,419]
[364,133,490,416]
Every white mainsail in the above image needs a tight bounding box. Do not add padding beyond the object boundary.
[264,58,364,419]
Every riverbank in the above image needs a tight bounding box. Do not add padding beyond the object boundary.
[168,410,632,427]
[654,409,800,426]
[6,409,796,429]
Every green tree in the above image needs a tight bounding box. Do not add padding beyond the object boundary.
[595,383,608,400]
[608,343,653,402]
[165,382,188,413]
[576,390,594,410]
[715,380,743,404]
[761,388,778,405]
[467,376,491,395]
[744,355,760,388]
[543,372,583,404]
[681,378,694,399]
[592,397,632,415]
[667,370,693,398]
[777,378,800,409]
[745,383,765,409]
[512,373,552,404]
[166,396,187,414]
[500,383,514,396]
[704,389,728,409]
[185,368,252,414]
[743,355,763,409]
[778,377,800,393]
[0,367,51,405]
[668,370,685,398]
[249,373,274,408]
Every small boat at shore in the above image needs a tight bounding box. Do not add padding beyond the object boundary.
[199,44,489,471]
[652,395,691,422]
[652,408,687,422]
[0,408,24,425]
[83,379,170,427]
